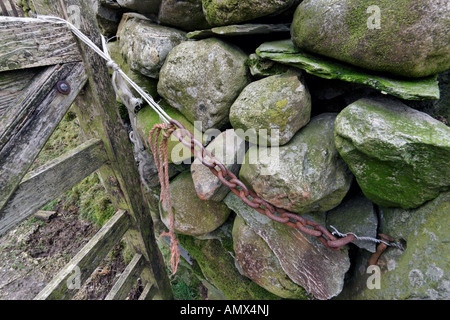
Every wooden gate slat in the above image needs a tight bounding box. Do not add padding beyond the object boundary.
[104,253,146,300]
[34,209,130,300]
[0,138,108,235]
[32,0,174,300]
[138,282,158,300]
[0,61,87,211]
[0,68,38,118]
[0,16,81,72]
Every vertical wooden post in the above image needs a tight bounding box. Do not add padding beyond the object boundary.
[32,0,173,299]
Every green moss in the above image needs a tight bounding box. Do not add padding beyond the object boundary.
[178,235,280,300]
[291,0,448,77]
[256,40,440,101]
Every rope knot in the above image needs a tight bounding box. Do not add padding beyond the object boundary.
[106,60,120,72]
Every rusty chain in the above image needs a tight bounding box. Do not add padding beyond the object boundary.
[150,118,398,272]
[166,119,359,251]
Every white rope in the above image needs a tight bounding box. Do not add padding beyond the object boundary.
[36,14,172,124]
[100,35,154,190]
[330,225,402,248]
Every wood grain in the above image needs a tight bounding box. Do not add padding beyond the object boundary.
[0,62,87,211]
[0,16,81,72]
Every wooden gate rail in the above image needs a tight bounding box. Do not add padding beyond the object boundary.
[0,0,173,300]
[0,138,107,235]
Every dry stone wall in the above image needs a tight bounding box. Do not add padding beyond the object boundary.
[95,0,449,300]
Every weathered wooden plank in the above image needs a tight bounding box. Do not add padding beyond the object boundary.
[34,209,130,300]
[0,62,87,211]
[0,66,57,147]
[104,253,145,300]
[0,68,37,118]
[0,138,108,235]
[138,281,157,300]
[33,0,174,300]
[0,16,81,72]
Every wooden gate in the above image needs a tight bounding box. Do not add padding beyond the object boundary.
[0,0,173,300]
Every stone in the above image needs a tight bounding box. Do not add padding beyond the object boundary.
[159,172,231,236]
[247,53,294,78]
[117,16,186,78]
[334,97,450,209]
[186,23,290,39]
[229,72,311,146]
[157,38,250,131]
[291,0,450,78]
[256,40,440,101]
[116,0,161,14]
[338,191,450,300]
[201,0,298,26]
[224,192,350,300]
[158,0,210,31]
[240,113,353,214]
[93,0,124,37]
[136,100,204,164]
[403,70,450,125]
[178,233,280,299]
[326,193,378,253]
[232,215,309,299]
[191,129,247,202]
[107,41,158,99]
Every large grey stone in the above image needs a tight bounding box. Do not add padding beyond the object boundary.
[338,191,450,300]
[224,192,350,300]
[118,16,186,78]
[334,97,450,209]
[230,72,311,146]
[191,129,247,201]
[157,38,250,131]
[116,0,161,14]
[158,0,210,31]
[159,172,230,236]
[240,113,353,214]
[326,193,378,253]
[291,0,450,78]
[202,0,298,26]
[232,215,309,299]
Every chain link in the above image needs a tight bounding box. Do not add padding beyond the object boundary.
[168,119,361,251]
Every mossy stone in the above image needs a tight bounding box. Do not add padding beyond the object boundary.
[201,0,297,26]
[291,0,450,78]
[118,16,186,78]
[229,73,311,146]
[232,215,309,299]
[224,192,350,300]
[338,191,450,300]
[136,101,203,164]
[334,97,450,209]
[107,41,159,100]
[157,38,250,131]
[239,113,353,214]
[256,40,440,101]
[178,234,280,300]
[159,172,231,236]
